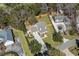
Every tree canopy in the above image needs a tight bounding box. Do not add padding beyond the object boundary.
[53,31,63,42]
[29,40,42,55]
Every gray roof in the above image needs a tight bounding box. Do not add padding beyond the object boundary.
[54,15,71,23]
[31,26,38,32]
[54,15,65,22]
[0,29,14,43]
[31,22,47,33]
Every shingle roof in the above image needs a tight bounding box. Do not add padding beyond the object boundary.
[54,15,65,22]
[31,22,47,33]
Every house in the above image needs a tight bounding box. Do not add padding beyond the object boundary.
[53,15,71,33]
[0,29,14,47]
[26,22,48,52]
[27,22,48,38]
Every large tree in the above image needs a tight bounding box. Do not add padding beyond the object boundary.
[53,31,63,42]
[29,40,42,55]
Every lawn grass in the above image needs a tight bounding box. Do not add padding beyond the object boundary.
[36,15,63,48]
[12,28,32,56]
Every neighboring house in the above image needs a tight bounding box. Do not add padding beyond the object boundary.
[27,22,48,38]
[0,29,14,47]
[53,15,71,33]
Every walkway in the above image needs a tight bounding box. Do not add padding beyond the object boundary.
[49,15,59,32]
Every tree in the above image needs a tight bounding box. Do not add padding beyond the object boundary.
[29,40,42,55]
[75,4,79,10]
[53,31,63,42]
[47,3,56,12]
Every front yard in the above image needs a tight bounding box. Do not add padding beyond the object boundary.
[36,15,63,48]
[12,28,32,56]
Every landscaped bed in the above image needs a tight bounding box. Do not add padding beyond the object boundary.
[69,45,79,56]
[12,28,32,56]
[36,15,63,48]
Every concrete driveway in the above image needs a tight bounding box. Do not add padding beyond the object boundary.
[58,39,76,50]
[58,39,76,56]
[5,38,25,56]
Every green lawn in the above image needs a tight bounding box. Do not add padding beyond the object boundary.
[13,28,32,56]
[37,16,63,48]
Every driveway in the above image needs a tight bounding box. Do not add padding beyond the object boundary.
[5,38,25,56]
[58,39,76,50]
[58,39,76,56]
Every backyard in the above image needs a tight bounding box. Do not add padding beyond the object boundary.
[12,28,32,56]
[36,15,63,48]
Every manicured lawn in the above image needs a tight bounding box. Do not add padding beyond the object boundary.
[13,28,32,56]
[36,15,63,48]
[69,45,79,56]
